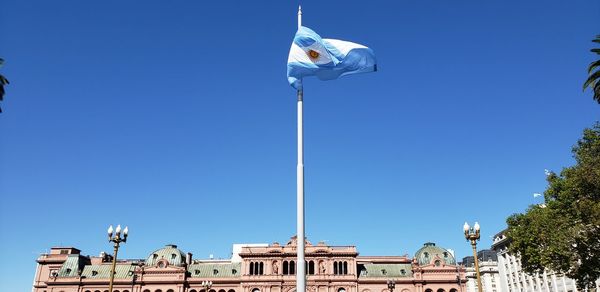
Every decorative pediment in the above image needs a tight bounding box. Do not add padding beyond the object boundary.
[286,235,312,247]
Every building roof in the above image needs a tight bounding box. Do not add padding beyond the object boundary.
[359,263,413,278]
[146,244,187,267]
[81,263,136,279]
[57,255,85,277]
[414,242,456,266]
[187,262,241,278]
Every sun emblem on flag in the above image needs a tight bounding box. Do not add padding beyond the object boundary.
[308,49,320,60]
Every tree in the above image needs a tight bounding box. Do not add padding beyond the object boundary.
[584,35,600,104]
[506,123,600,290]
[0,58,9,113]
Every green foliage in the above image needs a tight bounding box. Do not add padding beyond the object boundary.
[584,35,600,104]
[507,123,600,290]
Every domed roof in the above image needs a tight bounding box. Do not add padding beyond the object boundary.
[414,242,456,266]
[146,244,186,267]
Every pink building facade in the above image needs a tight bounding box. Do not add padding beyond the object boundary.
[32,237,466,292]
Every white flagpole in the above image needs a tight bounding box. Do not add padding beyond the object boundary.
[296,5,306,292]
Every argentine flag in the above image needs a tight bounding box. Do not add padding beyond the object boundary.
[287,26,377,90]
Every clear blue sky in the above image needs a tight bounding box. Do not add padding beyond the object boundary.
[1,0,599,290]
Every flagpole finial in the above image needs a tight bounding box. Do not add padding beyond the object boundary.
[297,5,302,28]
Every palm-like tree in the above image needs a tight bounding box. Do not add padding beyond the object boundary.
[0,58,9,113]
[584,35,600,104]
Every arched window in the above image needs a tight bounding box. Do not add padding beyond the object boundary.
[283,261,289,274]
[336,261,344,274]
[190,290,197,292]
[437,289,445,292]
[114,290,120,292]
[167,290,175,292]
[343,261,348,274]
[290,260,296,275]
[252,289,260,292]
[333,261,338,274]
[259,262,264,275]
[338,288,346,292]
[250,261,255,275]
[156,290,163,292]
[308,260,315,275]
[219,289,226,292]
[450,289,458,292]
[123,290,130,292]
[228,289,236,292]
[143,290,150,292]
[209,290,216,292]
[425,289,433,292]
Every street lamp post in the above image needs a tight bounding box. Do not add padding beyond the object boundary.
[202,280,213,292]
[107,224,128,292]
[387,279,396,292]
[463,222,482,292]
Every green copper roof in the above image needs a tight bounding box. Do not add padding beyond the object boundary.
[81,263,136,279]
[359,264,413,278]
[58,255,85,277]
[414,242,456,266]
[146,244,186,267]
[188,262,241,278]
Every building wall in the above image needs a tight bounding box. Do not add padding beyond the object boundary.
[32,238,466,292]
[464,260,501,292]
[491,231,599,292]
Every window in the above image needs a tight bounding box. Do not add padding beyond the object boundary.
[290,260,296,275]
[250,262,264,275]
[400,269,406,275]
[195,269,201,275]
[171,253,177,259]
[214,269,219,275]
[167,290,175,292]
[338,288,346,292]
[92,271,98,276]
[434,260,441,266]
[66,268,72,274]
[153,253,158,259]
[190,290,197,292]
[60,249,69,254]
[283,261,289,275]
[252,289,260,292]
[333,261,348,275]
[437,289,445,292]
[308,261,315,275]
[232,269,237,274]
[381,269,387,275]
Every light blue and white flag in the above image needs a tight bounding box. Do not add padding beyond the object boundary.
[287,26,377,90]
